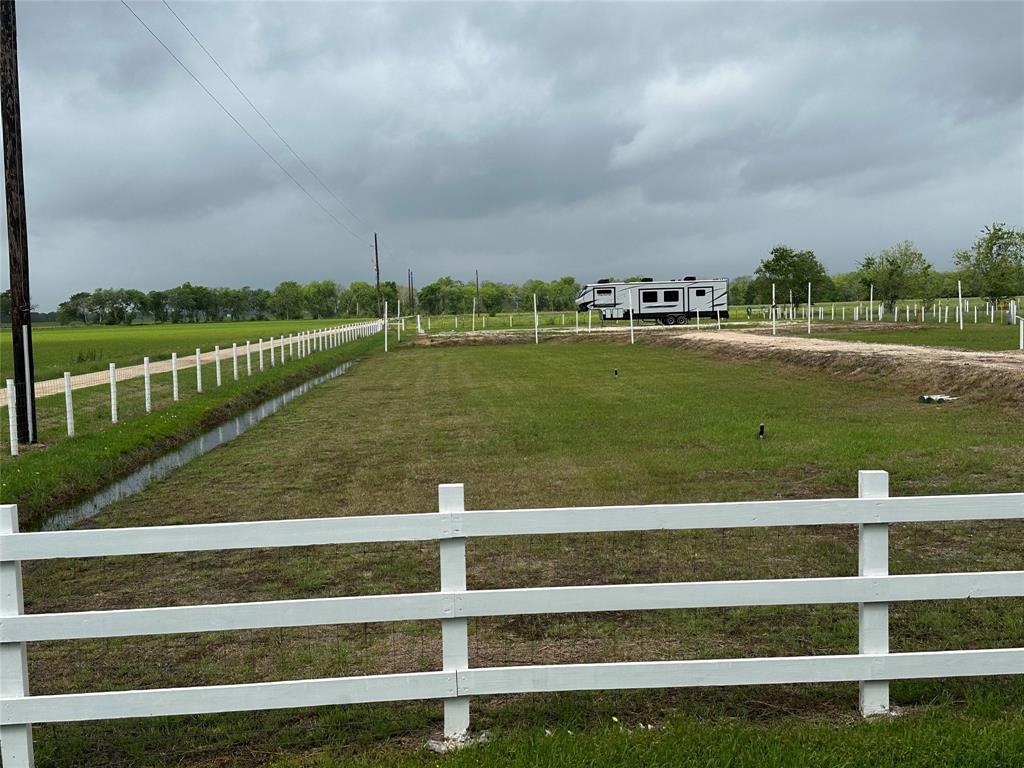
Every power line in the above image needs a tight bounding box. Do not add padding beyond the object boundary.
[160,1,369,232]
[120,0,366,243]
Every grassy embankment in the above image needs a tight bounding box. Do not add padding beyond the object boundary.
[19,340,1024,767]
[0,334,381,527]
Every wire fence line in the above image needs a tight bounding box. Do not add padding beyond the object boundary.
[4,321,382,457]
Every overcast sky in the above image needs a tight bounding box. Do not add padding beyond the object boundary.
[3,1,1022,309]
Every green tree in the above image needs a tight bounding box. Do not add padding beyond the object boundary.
[343,282,377,316]
[57,291,92,324]
[547,276,581,310]
[304,280,340,318]
[269,281,306,319]
[250,288,272,320]
[166,283,202,323]
[829,272,861,302]
[520,279,549,310]
[223,287,254,321]
[754,245,830,307]
[146,291,169,322]
[954,223,1024,302]
[479,281,509,314]
[728,276,756,305]
[381,281,401,313]
[857,241,933,311]
[417,277,466,315]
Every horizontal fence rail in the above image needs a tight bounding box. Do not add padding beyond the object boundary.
[1,472,1022,766]
[1,572,1022,644]
[2,493,1022,561]
[4,649,1022,727]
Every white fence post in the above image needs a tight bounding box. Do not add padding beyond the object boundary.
[384,302,389,352]
[629,292,636,343]
[6,380,17,456]
[246,342,252,375]
[270,337,276,368]
[109,363,118,423]
[258,339,265,372]
[195,349,203,394]
[143,357,152,413]
[171,353,179,401]
[0,505,34,768]
[232,344,239,381]
[214,347,222,386]
[439,483,470,740]
[64,372,74,437]
[858,469,890,716]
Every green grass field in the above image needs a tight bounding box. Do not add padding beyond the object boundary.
[806,321,1022,352]
[19,340,1023,767]
[0,319,360,379]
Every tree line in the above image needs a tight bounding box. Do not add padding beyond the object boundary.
[15,222,1020,326]
[53,281,403,325]
[731,223,1023,310]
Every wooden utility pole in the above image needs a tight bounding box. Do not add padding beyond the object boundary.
[475,269,480,308]
[373,232,381,317]
[409,269,415,310]
[2,0,36,444]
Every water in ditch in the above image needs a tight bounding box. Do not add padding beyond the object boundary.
[41,359,359,532]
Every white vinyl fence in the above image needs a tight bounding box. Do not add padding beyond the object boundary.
[4,321,383,455]
[1,471,1022,765]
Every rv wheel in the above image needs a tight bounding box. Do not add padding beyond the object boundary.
[664,315,676,326]
[676,315,689,325]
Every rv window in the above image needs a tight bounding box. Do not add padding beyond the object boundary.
[596,289,612,296]
[695,289,707,297]
[641,291,658,303]
[663,290,679,302]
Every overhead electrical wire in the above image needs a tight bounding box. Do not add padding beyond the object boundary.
[120,0,367,243]
[160,0,369,232]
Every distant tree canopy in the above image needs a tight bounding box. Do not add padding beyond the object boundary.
[753,245,832,306]
[857,241,933,311]
[954,223,1024,303]
[416,276,582,315]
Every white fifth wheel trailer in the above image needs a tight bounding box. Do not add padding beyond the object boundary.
[576,277,729,325]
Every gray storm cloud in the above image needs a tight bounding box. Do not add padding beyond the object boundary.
[2,1,1022,309]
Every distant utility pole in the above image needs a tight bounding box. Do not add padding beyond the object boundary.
[373,232,381,317]
[1,0,37,444]
[475,269,480,308]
